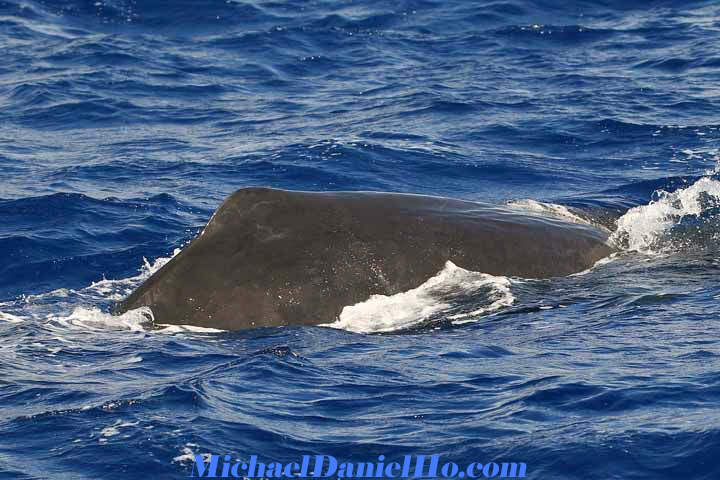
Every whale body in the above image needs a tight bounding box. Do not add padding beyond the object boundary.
[115,188,615,330]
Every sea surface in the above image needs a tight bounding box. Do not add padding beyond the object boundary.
[2,1,720,479]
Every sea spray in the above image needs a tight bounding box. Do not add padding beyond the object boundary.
[610,177,720,253]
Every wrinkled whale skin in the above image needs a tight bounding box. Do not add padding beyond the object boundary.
[115,188,615,330]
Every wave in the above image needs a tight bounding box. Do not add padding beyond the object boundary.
[0,193,203,300]
[611,176,720,253]
[0,249,173,324]
[324,262,515,334]
[493,24,616,45]
[11,0,276,32]
[0,247,223,334]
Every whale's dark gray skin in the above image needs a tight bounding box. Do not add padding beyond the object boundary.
[115,188,616,330]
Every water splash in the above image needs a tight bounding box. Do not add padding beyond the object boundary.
[49,305,154,332]
[0,249,180,331]
[610,177,720,253]
[323,261,514,333]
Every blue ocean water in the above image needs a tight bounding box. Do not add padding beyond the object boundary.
[2,0,720,478]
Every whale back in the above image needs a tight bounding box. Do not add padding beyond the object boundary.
[116,188,615,329]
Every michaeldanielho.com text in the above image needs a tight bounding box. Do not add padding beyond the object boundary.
[189,454,527,478]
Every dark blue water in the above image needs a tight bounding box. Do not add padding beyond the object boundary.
[2,1,720,478]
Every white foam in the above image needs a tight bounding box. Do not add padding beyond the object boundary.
[2,244,231,335]
[173,444,213,465]
[610,177,720,253]
[98,420,139,444]
[173,446,198,464]
[46,307,225,334]
[50,306,153,332]
[447,280,515,324]
[323,261,514,333]
[155,324,225,334]
[1,249,181,332]
[0,311,24,323]
[100,421,138,438]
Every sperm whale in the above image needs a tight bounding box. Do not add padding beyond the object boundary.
[115,187,615,330]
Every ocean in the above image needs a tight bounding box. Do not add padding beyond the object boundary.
[1,0,720,478]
